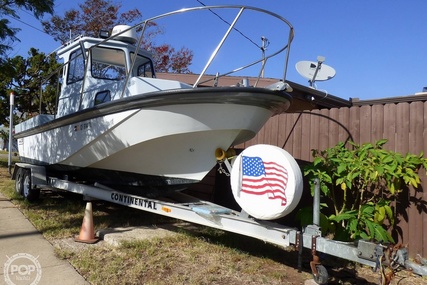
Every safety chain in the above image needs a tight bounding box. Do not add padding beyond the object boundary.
[217,161,230,176]
[377,244,408,285]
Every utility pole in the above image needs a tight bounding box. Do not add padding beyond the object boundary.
[8,92,14,174]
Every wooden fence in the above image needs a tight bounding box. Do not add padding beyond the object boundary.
[236,101,427,258]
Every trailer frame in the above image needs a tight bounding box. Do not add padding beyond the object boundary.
[11,162,427,284]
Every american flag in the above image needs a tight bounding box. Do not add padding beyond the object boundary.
[241,156,288,206]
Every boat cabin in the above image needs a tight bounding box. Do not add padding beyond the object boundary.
[16,25,192,134]
[55,25,191,118]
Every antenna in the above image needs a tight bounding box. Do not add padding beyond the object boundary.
[261,36,269,78]
[296,56,336,88]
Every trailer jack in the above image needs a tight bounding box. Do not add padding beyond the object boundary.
[310,235,329,285]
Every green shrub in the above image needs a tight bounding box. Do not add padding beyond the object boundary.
[302,139,427,243]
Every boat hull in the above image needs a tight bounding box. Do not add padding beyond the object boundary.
[16,87,291,187]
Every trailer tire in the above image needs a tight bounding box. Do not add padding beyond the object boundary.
[313,265,328,285]
[15,167,24,195]
[22,169,40,202]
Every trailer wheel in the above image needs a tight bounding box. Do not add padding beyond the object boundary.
[313,265,329,285]
[22,169,40,202]
[15,167,23,195]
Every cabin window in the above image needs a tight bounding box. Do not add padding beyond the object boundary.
[131,52,155,78]
[91,47,126,80]
[138,61,154,78]
[67,49,85,84]
[94,90,111,106]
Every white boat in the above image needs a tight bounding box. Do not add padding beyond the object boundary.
[14,5,294,191]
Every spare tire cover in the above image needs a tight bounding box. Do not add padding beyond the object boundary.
[230,144,303,220]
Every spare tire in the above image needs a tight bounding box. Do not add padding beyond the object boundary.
[230,144,303,220]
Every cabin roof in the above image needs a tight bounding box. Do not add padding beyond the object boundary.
[56,36,152,59]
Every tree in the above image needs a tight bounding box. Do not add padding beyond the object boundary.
[42,0,193,73]
[0,0,54,60]
[0,48,61,126]
[150,45,193,74]
[42,0,141,44]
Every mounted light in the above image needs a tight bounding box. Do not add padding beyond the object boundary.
[99,29,110,39]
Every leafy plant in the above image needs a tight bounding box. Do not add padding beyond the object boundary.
[303,139,427,243]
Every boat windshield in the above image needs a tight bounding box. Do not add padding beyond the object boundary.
[91,46,127,80]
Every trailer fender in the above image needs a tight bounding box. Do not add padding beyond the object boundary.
[12,163,47,189]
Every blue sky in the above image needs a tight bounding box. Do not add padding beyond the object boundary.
[8,0,427,101]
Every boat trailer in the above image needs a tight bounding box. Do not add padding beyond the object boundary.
[11,162,427,284]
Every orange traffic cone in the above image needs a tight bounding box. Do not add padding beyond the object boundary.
[75,201,99,244]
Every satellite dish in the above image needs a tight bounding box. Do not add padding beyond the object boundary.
[296,56,336,87]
